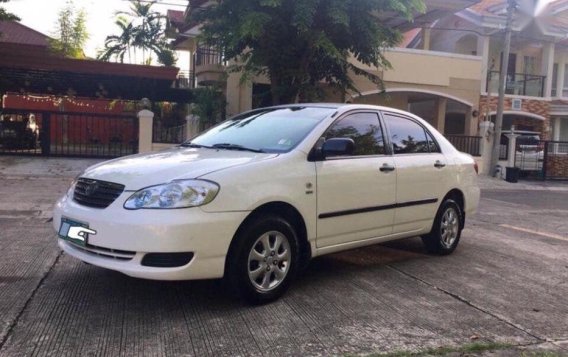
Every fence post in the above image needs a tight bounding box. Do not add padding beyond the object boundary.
[505,133,518,168]
[186,113,200,141]
[137,109,154,153]
[41,112,51,156]
[478,121,494,175]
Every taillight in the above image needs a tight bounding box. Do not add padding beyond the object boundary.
[473,162,479,174]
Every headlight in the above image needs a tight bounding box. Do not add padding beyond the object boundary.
[124,180,219,209]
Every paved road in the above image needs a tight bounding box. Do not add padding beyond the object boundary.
[0,158,567,356]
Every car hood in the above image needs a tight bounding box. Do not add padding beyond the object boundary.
[82,146,278,190]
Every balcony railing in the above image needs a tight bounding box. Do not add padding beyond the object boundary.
[195,47,224,66]
[175,70,195,89]
[487,71,546,97]
[445,135,481,156]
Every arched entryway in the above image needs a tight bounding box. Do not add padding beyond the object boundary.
[351,89,476,136]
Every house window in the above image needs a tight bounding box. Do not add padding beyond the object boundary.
[523,56,536,74]
[552,63,558,97]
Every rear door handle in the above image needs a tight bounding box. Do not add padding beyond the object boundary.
[434,160,446,168]
[380,163,395,172]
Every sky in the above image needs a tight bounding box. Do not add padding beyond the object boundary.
[4,0,190,68]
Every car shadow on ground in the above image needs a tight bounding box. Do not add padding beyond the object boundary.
[53,236,432,309]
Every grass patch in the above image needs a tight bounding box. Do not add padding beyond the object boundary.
[360,341,513,357]
[520,352,564,357]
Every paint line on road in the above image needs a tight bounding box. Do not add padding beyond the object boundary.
[500,224,568,242]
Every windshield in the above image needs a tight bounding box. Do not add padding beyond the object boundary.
[187,107,335,153]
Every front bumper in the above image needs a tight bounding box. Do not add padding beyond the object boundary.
[53,192,249,280]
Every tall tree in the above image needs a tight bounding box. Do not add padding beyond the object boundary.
[0,0,19,22]
[99,0,176,66]
[98,17,135,63]
[50,0,89,58]
[196,0,425,104]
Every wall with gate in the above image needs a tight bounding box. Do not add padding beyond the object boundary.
[0,109,138,158]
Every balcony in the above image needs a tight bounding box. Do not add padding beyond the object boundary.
[487,71,546,97]
[193,47,226,86]
[174,70,195,89]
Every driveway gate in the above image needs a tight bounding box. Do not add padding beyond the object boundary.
[515,140,568,180]
[0,109,138,158]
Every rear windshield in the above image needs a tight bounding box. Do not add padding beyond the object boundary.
[188,107,335,153]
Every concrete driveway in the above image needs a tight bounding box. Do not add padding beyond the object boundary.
[0,156,567,356]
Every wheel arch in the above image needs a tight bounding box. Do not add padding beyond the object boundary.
[225,201,311,273]
[442,189,466,228]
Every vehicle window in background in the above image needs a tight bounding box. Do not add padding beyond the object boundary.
[383,114,430,154]
[325,112,385,156]
[190,107,335,153]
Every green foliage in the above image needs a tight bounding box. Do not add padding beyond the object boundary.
[50,0,89,58]
[360,341,513,357]
[191,87,227,131]
[0,0,19,22]
[196,0,425,105]
[98,0,176,66]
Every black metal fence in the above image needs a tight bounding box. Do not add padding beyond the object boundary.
[153,121,187,144]
[542,141,568,180]
[0,109,138,158]
[445,135,481,156]
[175,70,195,89]
[195,47,224,66]
[487,71,546,97]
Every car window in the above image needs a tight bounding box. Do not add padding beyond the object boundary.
[189,107,335,153]
[383,114,431,154]
[426,131,440,153]
[325,112,385,156]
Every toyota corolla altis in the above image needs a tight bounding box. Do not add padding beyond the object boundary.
[54,104,480,303]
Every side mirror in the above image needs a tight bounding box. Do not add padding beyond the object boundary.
[322,138,355,158]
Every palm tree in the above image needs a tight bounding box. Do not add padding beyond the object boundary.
[97,17,135,63]
[116,0,168,65]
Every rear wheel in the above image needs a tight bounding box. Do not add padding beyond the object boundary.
[226,215,299,304]
[422,199,463,255]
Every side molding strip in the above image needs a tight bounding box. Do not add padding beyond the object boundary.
[318,198,438,219]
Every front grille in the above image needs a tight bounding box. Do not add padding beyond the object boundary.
[73,178,125,208]
[141,252,194,268]
[66,241,136,261]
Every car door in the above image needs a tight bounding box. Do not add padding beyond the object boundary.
[315,111,396,248]
[381,112,450,235]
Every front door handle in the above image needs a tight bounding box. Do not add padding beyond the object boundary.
[380,163,396,172]
[434,160,446,169]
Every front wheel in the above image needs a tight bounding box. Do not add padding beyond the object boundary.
[422,199,463,255]
[226,215,299,304]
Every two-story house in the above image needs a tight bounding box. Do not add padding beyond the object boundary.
[167,0,568,177]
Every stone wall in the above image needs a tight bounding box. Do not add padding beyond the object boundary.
[479,96,550,139]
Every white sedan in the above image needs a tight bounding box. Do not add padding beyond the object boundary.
[53,104,480,304]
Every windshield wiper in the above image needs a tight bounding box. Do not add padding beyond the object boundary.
[179,142,213,149]
[211,143,265,153]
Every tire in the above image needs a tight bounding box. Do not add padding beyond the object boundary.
[226,215,299,305]
[421,199,463,255]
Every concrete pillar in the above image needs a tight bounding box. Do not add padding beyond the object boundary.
[553,117,561,141]
[543,42,555,97]
[137,109,154,153]
[478,36,491,94]
[434,97,447,134]
[464,108,477,136]
[557,60,565,98]
[186,113,200,140]
[505,133,519,167]
[422,28,431,51]
[479,121,495,175]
